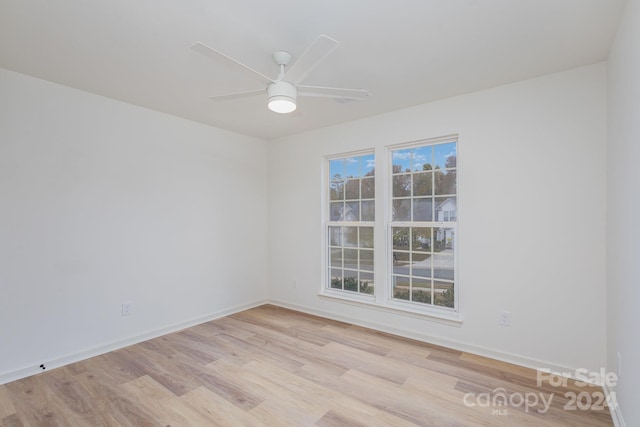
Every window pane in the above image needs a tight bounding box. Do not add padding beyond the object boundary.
[412,146,433,171]
[433,254,454,280]
[330,179,344,200]
[359,249,374,271]
[329,226,342,246]
[330,248,342,267]
[434,227,455,252]
[435,197,456,222]
[361,154,375,177]
[413,172,432,197]
[343,226,358,247]
[330,269,342,289]
[412,227,431,251]
[361,200,375,221]
[393,276,410,300]
[412,278,432,304]
[392,174,411,197]
[345,178,360,199]
[413,198,433,221]
[434,142,457,169]
[344,270,358,292]
[393,252,410,275]
[346,201,360,221]
[434,281,454,308]
[361,177,375,199]
[330,202,343,221]
[412,252,432,278]
[435,170,456,195]
[392,149,411,173]
[345,157,360,178]
[360,227,374,248]
[360,272,374,294]
[330,159,344,181]
[392,199,411,221]
[392,227,410,250]
[344,248,358,270]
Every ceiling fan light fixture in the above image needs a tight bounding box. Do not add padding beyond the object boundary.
[268,81,297,114]
[268,96,296,114]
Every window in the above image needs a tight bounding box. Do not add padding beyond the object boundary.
[390,140,457,310]
[327,153,375,295]
[323,137,458,319]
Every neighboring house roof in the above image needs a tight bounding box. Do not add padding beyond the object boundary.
[436,198,456,211]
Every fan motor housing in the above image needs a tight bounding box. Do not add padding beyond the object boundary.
[267,81,297,100]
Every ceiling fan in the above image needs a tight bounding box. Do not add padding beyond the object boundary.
[190,35,370,114]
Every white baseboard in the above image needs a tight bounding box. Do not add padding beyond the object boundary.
[602,382,626,427]
[267,298,594,382]
[0,299,267,385]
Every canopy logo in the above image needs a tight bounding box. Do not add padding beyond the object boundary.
[462,387,553,414]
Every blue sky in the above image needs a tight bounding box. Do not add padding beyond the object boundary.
[331,153,375,178]
[392,142,456,172]
[331,142,455,179]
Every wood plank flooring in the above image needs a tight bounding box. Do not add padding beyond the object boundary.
[0,305,613,426]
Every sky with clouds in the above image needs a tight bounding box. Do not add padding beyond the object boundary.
[330,141,456,179]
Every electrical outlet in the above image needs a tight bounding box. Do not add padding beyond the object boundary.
[499,310,511,327]
[121,302,133,316]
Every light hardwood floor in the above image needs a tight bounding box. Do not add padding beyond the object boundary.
[0,305,613,426]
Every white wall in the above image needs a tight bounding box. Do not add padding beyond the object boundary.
[0,68,268,381]
[607,0,640,425]
[268,63,607,373]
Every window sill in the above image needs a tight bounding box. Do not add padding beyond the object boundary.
[318,290,463,327]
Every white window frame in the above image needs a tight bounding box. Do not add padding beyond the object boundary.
[386,136,459,318]
[320,136,461,325]
[322,149,376,304]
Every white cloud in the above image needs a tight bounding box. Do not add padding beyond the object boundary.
[393,151,411,160]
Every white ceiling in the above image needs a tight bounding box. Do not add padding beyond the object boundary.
[0,0,626,140]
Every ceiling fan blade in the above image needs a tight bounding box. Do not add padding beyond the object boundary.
[209,89,265,101]
[284,35,339,85]
[191,42,274,84]
[298,85,370,100]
